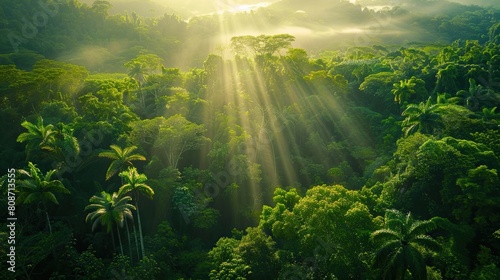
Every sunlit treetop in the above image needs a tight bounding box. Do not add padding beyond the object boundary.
[231,34,295,56]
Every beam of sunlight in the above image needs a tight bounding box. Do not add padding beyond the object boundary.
[190,3,376,225]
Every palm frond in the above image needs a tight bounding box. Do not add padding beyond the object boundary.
[404,245,426,280]
[136,184,154,199]
[371,229,401,242]
[409,220,437,237]
[46,183,71,195]
[382,247,405,280]
[20,193,42,204]
[17,168,31,177]
[122,145,138,156]
[43,192,59,205]
[98,150,119,160]
[412,235,441,253]
[105,160,123,180]
[109,144,123,155]
[118,184,133,197]
[126,154,146,162]
[373,240,401,268]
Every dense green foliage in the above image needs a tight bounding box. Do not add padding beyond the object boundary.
[1,0,500,279]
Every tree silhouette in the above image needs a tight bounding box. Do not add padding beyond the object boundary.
[371,209,441,280]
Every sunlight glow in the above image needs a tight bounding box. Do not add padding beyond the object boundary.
[196,0,372,225]
[365,5,393,12]
[216,1,271,14]
[340,28,365,34]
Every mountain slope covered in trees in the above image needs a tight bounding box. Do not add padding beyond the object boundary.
[1,0,500,279]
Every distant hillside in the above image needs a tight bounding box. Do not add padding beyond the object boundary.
[78,0,280,19]
[78,0,174,17]
[448,0,500,8]
[0,0,498,71]
[356,0,500,8]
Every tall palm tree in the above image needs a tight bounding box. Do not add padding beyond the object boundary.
[371,209,441,280]
[16,117,56,160]
[401,97,444,137]
[118,167,154,259]
[85,191,135,255]
[126,61,147,109]
[98,145,146,180]
[17,162,71,234]
[127,63,146,87]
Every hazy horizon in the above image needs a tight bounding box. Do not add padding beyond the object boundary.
[10,0,497,70]
[78,0,500,18]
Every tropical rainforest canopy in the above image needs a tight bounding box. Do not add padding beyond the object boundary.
[1,0,500,279]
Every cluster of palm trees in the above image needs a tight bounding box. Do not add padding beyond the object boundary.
[14,117,154,262]
[17,116,79,163]
[400,77,500,138]
[85,145,153,261]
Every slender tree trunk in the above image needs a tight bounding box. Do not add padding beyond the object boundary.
[111,228,116,253]
[134,190,145,259]
[125,218,133,262]
[139,86,145,110]
[117,226,124,256]
[488,64,493,88]
[45,209,60,271]
[270,136,277,185]
[45,211,53,235]
[132,219,140,261]
[23,268,31,280]
[135,197,145,259]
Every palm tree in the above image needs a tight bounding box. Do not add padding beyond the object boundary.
[125,61,147,109]
[118,167,154,259]
[401,97,444,137]
[127,62,146,87]
[371,209,441,280]
[479,107,500,122]
[98,145,146,180]
[450,78,495,111]
[85,191,135,256]
[17,162,71,234]
[392,79,416,105]
[50,123,80,162]
[436,93,451,105]
[16,117,56,160]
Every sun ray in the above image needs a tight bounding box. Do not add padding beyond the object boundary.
[196,2,376,224]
